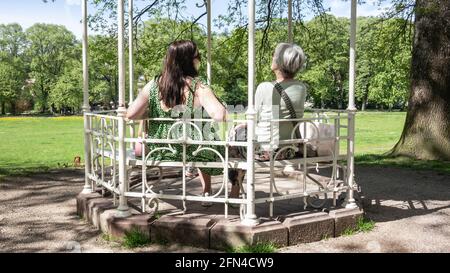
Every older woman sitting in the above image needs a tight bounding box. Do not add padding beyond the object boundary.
[229,42,308,199]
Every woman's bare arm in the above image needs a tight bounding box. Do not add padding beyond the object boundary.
[126,81,153,120]
[195,82,227,122]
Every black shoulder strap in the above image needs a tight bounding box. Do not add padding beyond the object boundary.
[274,82,302,139]
[274,82,297,119]
[153,75,161,95]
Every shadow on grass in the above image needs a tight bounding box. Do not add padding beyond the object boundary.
[0,166,82,181]
[0,166,51,178]
[356,154,450,174]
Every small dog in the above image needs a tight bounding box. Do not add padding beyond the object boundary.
[74,156,81,168]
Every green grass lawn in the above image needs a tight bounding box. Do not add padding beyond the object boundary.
[0,116,84,177]
[354,111,406,155]
[353,112,450,173]
[0,112,449,178]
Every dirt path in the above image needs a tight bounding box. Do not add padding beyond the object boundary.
[0,170,209,253]
[281,166,450,253]
[0,166,449,253]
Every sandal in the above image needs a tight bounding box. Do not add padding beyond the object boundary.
[201,192,213,207]
[186,168,199,178]
[228,202,240,209]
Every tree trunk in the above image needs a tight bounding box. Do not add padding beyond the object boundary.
[361,96,368,111]
[391,0,450,160]
[41,84,47,113]
[1,101,5,115]
[10,101,16,116]
[362,77,371,111]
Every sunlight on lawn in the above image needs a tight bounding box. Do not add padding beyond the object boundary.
[3,112,447,177]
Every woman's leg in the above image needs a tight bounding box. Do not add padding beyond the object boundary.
[230,183,240,199]
[134,120,146,157]
[228,124,248,199]
[229,169,246,198]
[198,169,212,194]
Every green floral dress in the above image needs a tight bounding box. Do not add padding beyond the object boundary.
[146,77,224,175]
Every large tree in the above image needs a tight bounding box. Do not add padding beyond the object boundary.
[391,0,450,160]
[49,58,83,113]
[0,24,27,115]
[26,24,78,113]
[44,0,450,160]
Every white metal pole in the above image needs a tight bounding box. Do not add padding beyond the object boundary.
[348,0,357,111]
[288,0,293,43]
[129,0,135,104]
[128,0,135,149]
[242,0,259,226]
[81,0,92,194]
[207,0,212,85]
[346,0,358,209]
[116,0,131,217]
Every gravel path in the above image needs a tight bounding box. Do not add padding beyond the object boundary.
[0,170,208,253]
[281,166,450,253]
[0,166,449,253]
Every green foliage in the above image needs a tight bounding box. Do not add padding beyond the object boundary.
[357,17,412,110]
[356,217,376,233]
[122,228,151,249]
[211,28,249,105]
[229,243,278,253]
[102,233,123,246]
[136,19,207,79]
[101,233,111,242]
[50,60,83,112]
[341,228,356,236]
[341,217,376,236]
[0,14,414,113]
[88,35,118,107]
[0,23,28,115]
[26,24,78,113]
[299,15,350,109]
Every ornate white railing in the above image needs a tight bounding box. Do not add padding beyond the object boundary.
[85,109,356,221]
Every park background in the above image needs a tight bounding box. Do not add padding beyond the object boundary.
[0,0,449,254]
[0,0,449,177]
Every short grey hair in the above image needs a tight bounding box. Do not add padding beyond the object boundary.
[273,43,306,78]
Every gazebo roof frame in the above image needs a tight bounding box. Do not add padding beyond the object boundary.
[80,0,359,225]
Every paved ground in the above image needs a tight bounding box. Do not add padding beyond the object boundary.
[0,166,449,253]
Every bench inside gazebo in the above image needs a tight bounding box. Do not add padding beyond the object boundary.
[76,0,364,250]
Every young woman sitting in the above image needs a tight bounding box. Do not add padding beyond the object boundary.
[126,40,227,204]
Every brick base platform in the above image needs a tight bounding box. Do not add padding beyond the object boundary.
[76,193,364,250]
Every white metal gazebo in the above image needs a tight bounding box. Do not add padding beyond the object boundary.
[80,0,359,227]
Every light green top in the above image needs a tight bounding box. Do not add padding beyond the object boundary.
[255,80,307,150]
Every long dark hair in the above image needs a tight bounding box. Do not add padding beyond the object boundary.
[158,40,200,109]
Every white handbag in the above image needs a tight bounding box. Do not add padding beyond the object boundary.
[298,119,336,157]
[273,83,336,158]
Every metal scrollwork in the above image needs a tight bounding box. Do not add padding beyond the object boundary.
[146,197,159,215]
[167,121,204,152]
